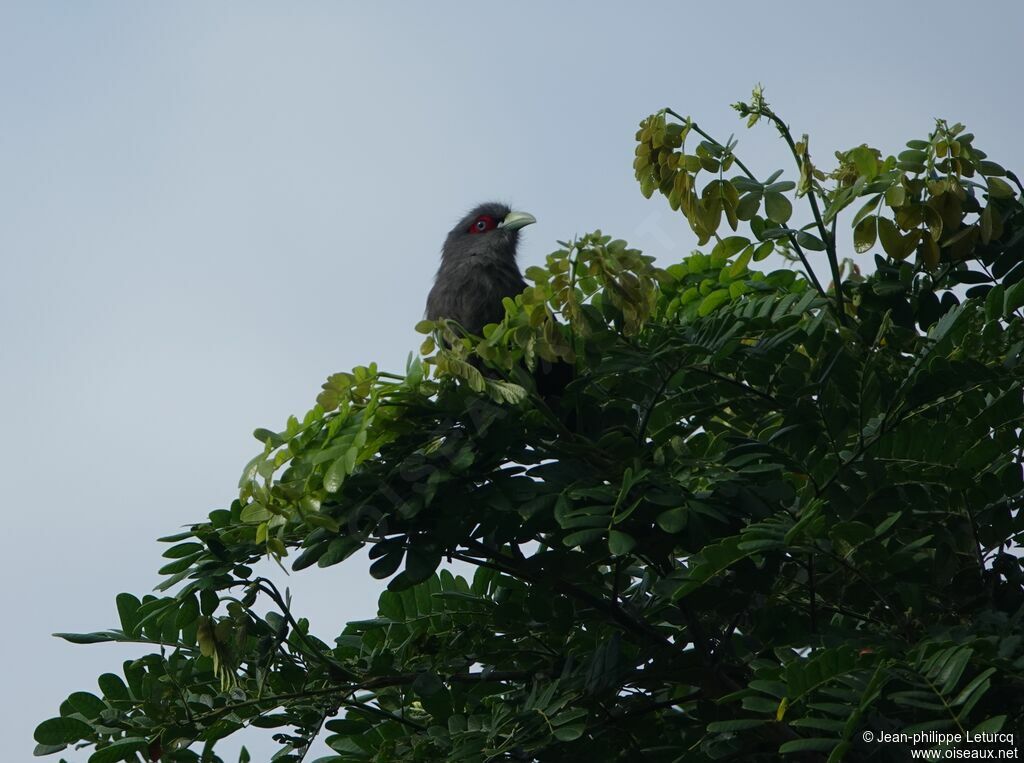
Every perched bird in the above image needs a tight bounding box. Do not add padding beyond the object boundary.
[425,202,573,404]
[425,202,536,336]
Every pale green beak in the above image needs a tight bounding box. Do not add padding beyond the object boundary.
[498,210,537,231]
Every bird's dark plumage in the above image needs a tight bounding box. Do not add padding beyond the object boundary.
[425,202,533,336]
[426,202,574,410]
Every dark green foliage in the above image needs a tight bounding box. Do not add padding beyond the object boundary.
[38,89,1024,762]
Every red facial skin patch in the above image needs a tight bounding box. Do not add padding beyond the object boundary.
[468,215,498,234]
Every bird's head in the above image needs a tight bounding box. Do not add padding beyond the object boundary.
[440,202,537,265]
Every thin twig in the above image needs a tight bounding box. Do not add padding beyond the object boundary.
[249,578,353,678]
[762,106,846,322]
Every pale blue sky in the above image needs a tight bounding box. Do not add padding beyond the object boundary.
[3,2,1022,759]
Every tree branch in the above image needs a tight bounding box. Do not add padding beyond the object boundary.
[664,108,831,303]
[761,106,846,323]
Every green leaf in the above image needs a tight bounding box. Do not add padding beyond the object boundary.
[656,507,687,533]
[563,528,605,547]
[937,648,972,695]
[980,204,995,243]
[485,379,528,404]
[796,231,826,251]
[877,216,906,259]
[985,284,1005,321]
[978,160,1006,176]
[829,521,874,552]
[404,541,442,584]
[698,288,731,316]
[54,631,122,644]
[849,146,878,177]
[553,724,586,741]
[728,245,755,277]
[752,240,774,261]
[315,536,361,569]
[88,737,149,763]
[778,738,838,754]
[253,427,285,447]
[158,553,199,575]
[156,530,194,542]
[711,236,750,267]
[240,502,272,523]
[897,149,927,173]
[736,192,762,220]
[66,691,107,718]
[97,673,130,703]
[673,536,748,598]
[323,453,351,493]
[175,593,200,629]
[115,593,142,635]
[874,512,901,537]
[369,550,404,580]
[951,668,996,707]
[851,195,880,227]
[1004,279,1024,315]
[916,235,940,269]
[987,177,1014,199]
[764,192,793,224]
[609,530,635,556]
[34,716,92,745]
[237,452,265,489]
[885,184,906,207]
[853,216,877,253]
[161,542,204,559]
[33,744,68,757]
[972,716,1006,732]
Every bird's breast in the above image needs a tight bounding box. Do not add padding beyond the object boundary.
[426,259,527,335]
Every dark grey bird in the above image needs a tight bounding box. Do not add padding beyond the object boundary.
[425,202,537,335]
[425,202,574,408]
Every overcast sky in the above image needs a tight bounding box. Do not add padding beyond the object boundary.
[3,2,1023,759]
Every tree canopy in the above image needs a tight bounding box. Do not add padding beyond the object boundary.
[37,88,1024,762]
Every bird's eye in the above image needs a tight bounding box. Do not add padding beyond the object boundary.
[469,215,496,234]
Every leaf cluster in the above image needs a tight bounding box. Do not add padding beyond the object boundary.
[37,92,1024,763]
